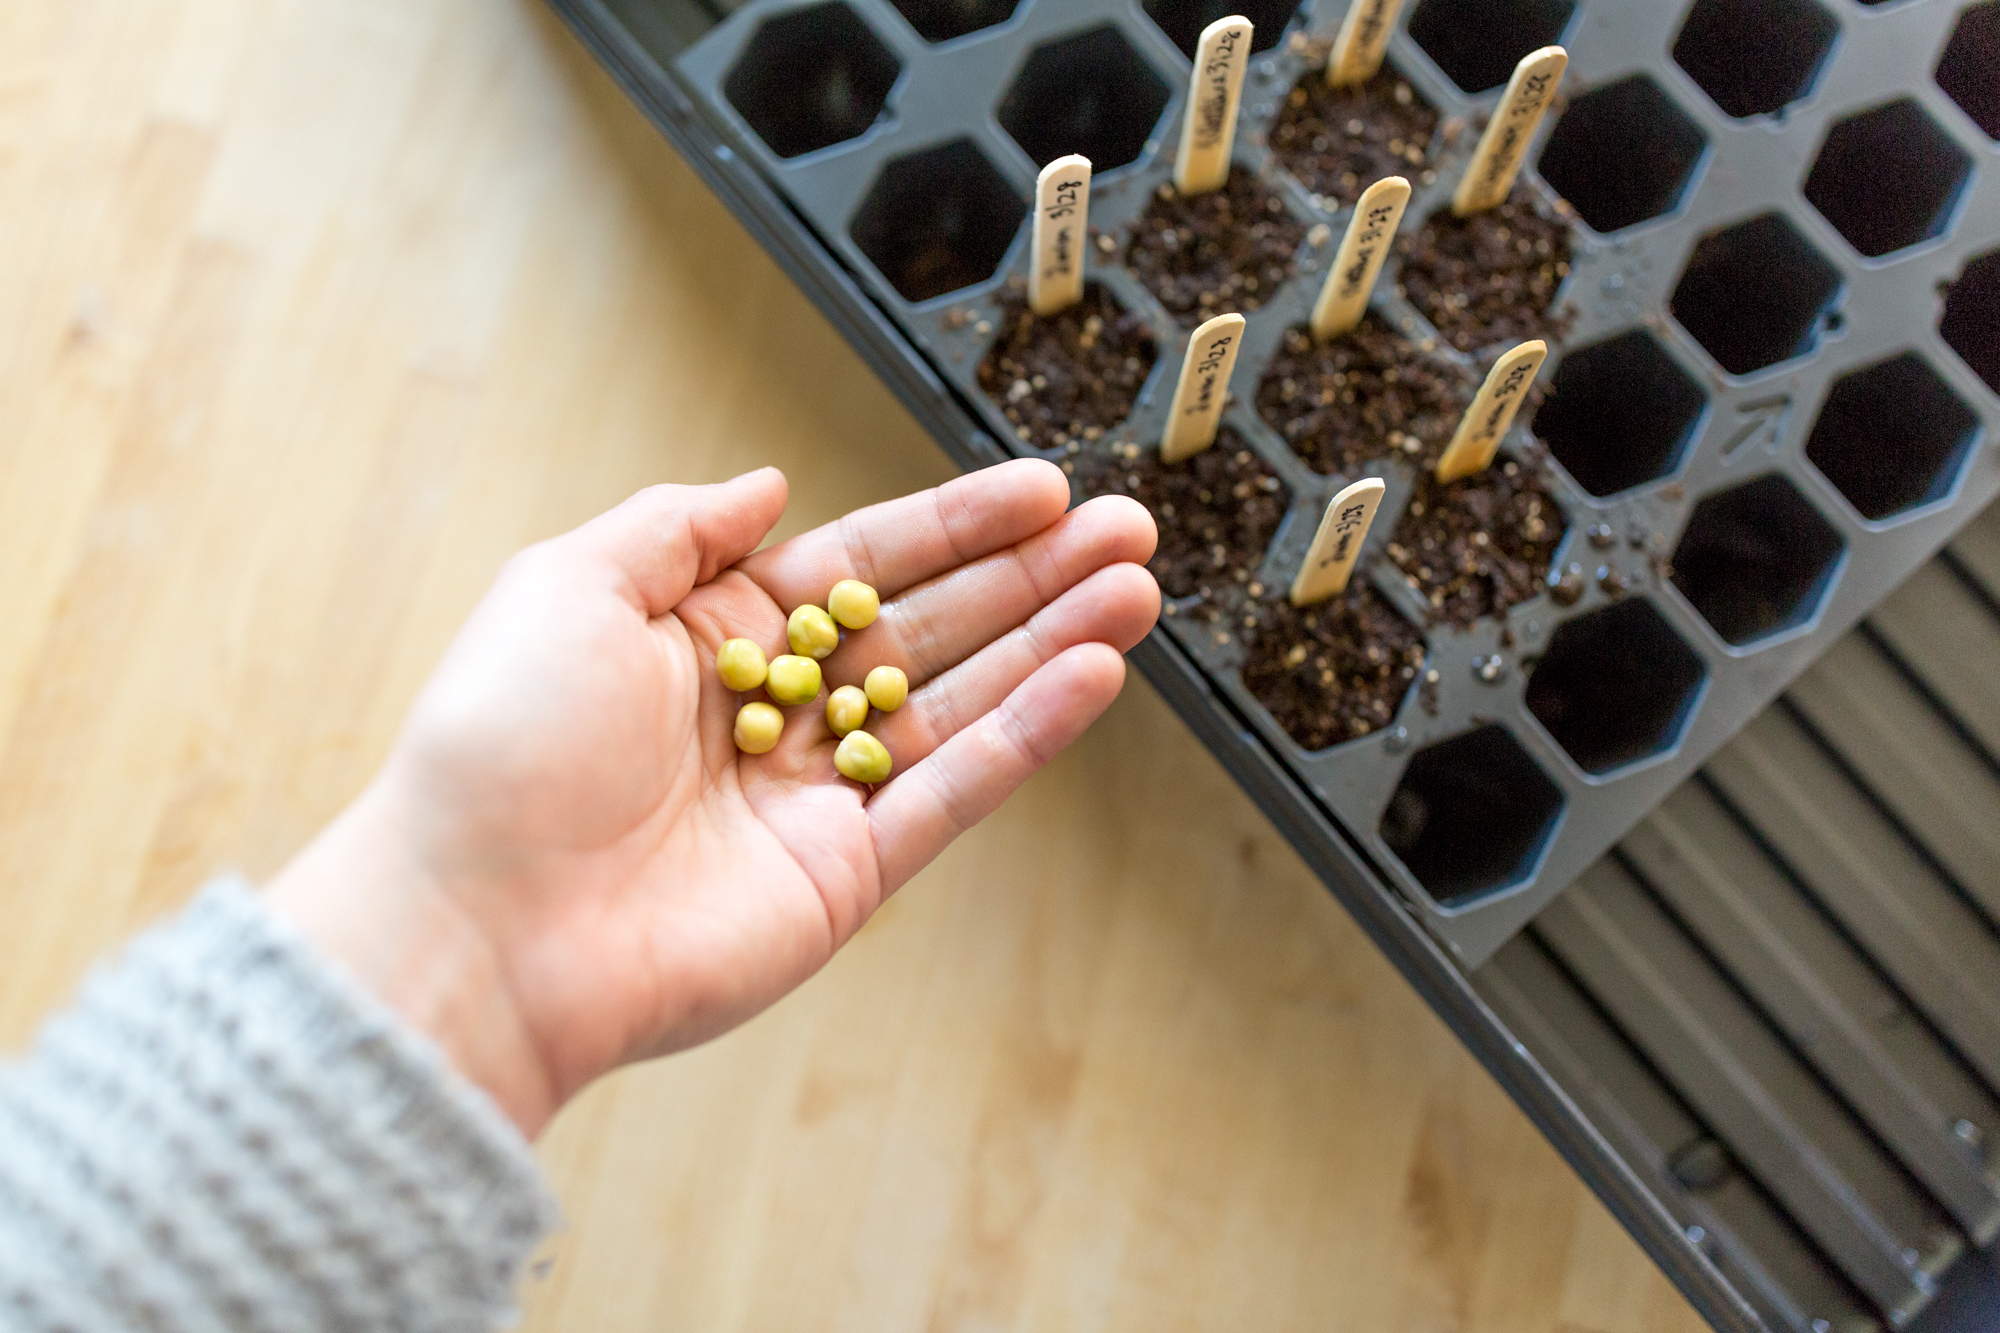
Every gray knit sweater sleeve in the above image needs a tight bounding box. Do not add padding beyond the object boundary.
[0,877,561,1332]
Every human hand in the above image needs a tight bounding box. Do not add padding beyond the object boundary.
[265,461,1159,1136]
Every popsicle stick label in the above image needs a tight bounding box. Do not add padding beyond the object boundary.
[1310,175,1411,340]
[1451,46,1567,216]
[1029,155,1092,316]
[1161,312,1246,463]
[1173,16,1254,196]
[1436,340,1548,483]
[1326,0,1407,87]
[1291,477,1388,605]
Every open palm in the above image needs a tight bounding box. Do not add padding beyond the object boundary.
[270,461,1158,1134]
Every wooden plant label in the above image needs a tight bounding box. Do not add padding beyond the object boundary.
[1451,46,1568,216]
[1161,312,1246,463]
[1173,15,1254,196]
[1436,340,1547,483]
[1310,175,1411,340]
[1029,154,1092,316]
[1325,0,1407,87]
[1291,477,1388,605]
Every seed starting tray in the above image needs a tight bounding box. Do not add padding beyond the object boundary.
[546,0,2000,1326]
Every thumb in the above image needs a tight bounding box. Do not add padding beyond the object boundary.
[561,468,789,617]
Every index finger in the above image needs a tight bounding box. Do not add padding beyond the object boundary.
[736,457,1071,610]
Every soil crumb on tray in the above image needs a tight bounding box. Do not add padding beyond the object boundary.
[1255,317,1471,475]
[1396,188,1574,353]
[1387,459,1561,625]
[1070,429,1289,599]
[975,284,1157,450]
[1269,71,1439,208]
[1124,168,1306,324]
[1242,586,1426,750]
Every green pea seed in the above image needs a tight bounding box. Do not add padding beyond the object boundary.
[733,702,784,755]
[716,638,769,692]
[765,654,823,706]
[835,729,893,784]
[787,604,840,660]
[864,665,909,713]
[826,685,870,737]
[828,579,880,630]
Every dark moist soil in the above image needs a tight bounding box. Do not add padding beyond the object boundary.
[1070,429,1289,600]
[1122,168,1307,324]
[1396,188,1574,353]
[1241,585,1427,750]
[1387,458,1561,626]
[974,284,1157,451]
[1268,70,1439,208]
[1255,317,1472,476]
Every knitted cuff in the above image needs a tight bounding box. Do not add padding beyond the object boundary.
[0,876,561,1332]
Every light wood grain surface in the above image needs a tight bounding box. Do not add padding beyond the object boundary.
[0,2,1708,1329]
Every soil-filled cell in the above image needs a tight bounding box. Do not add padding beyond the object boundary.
[725,4,901,159]
[1256,319,1472,477]
[1268,71,1439,209]
[998,26,1170,172]
[1388,460,1562,625]
[1381,724,1565,905]
[975,284,1158,451]
[1804,352,1978,522]
[1243,587,1427,750]
[1123,170,1306,324]
[851,139,1026,303]
[1525,598,1708,774]
[1671,474,1845,646]
[1396,190,1573,354]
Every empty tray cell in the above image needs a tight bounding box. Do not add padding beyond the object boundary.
[1380,724,1565,906]
[851,138,1026,303]
[1671,474,1845,647]
[1255,317,1472,476]
[1942,248,2000,395]
[1670,213,1842,376]
[1241,586,1426,750]
[997,26,1169,172]
[1805,352,1979,522]
[1533,330,1707,497]
[1536,76,1707,235]
[1070,430,1287,599]
[1122,169,1306,323]
[724,3,901,159]
[1937,0,2000,139]
[1395,190,1574,354]
[1268,70,1440,210]
[975,283,1158,450]
[1525,598,1708,774]
[1406,0,1576,95]
[1805,99,1971,258]
[889,0,1018,43]
[1387,460,1562,624]
[1142,0,1299,59]
[1671,0,1838,120]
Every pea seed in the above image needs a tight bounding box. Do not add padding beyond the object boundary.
[765,655,823,706]
[716,638,768,692]
[733,702,784,755]
[828,579,880,630]
[834,729,893,784]
[787,605,840,660]
[864,665,909,713]
[826,685,870,737]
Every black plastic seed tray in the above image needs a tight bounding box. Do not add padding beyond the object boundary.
[544,0,2000,1327]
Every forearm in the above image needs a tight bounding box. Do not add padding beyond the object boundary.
[0,878,558,1333]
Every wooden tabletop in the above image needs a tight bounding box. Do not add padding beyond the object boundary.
[0,2,1706,1329]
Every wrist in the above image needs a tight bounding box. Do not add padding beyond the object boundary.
[262,782,560,1137]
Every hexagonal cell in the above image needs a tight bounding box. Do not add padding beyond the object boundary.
[997,26,1170,172]
[890,0,1017,43]
[1938,1,2000,139]
[1525,599,1708,774]
[1072,430,1286,598]
[1537,76,1707,234]
[1804,353,1978,521]
[1270,71,1440,210]
[1670,213,1842,376]
[851,139,1026,303]
[1672,0,1838,119]
[1942,249,2000,395]
[1143,0,1300,59]
[1380,725,1565,907]
[1671,474,1845,646]
[1408,0,1575,95]
[1804,99,1972,258]
[977,284,1159,451]
[724,4,900,159]
[1533,331,1707,497]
